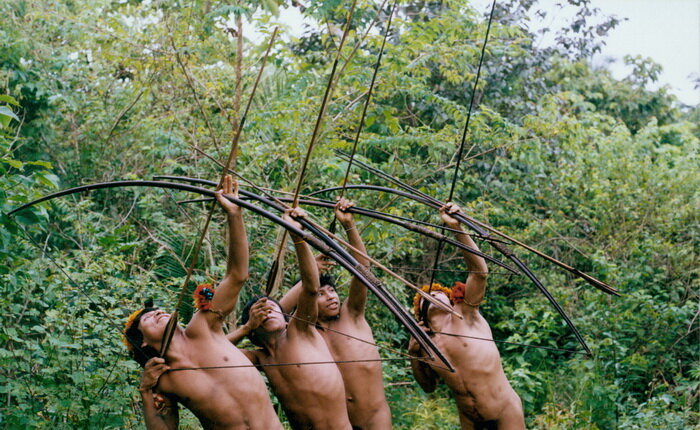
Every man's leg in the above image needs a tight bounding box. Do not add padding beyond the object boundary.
[495,403,525,430]
[458,412,477,430]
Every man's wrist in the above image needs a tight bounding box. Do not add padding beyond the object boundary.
[226,208,242,217]
[138,386,153,394]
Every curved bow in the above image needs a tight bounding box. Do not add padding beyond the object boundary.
[153,175,520,274]
[9,180,454,370]
[312,183,612,356]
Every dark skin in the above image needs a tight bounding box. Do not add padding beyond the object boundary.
[228,207,351,430]
[278,198,392,429]
[408,203,525,430]
[136,175,283,430]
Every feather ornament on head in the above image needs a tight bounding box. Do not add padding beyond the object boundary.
[412,283,453,319]
[193,283,216,311]
[123,298,156,351]
[451,281,466,304]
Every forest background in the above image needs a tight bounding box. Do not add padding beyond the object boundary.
[0,0,697,428]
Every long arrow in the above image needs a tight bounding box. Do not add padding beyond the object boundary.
[153,175,519,274]
[160,27,278,357]
[267,1,358,296]
[329,155,619,296]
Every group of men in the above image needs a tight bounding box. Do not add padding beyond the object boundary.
[123,175,525,429]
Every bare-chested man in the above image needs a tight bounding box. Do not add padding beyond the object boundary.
[227,207,352,430]
[408,203,525,430]
[123,175,283,430]
[277,198,392,429]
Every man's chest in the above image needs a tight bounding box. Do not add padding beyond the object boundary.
[323,319,374,351]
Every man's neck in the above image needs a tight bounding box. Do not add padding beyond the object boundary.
[427,311,452,333]
[317,312,341,329]
[260,329,285,352]
[162,328,188,364]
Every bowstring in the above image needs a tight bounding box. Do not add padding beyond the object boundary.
[168,306,450,372]
[428,331,587,355]
[168,357,414,372]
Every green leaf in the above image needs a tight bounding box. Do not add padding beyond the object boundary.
[1,158,23,169]
[0,95,19,106]
[25,160,53,168]
[13,210,39,225]
[0,106,19,127]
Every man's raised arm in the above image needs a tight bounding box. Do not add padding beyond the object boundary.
[211,175,249,318]
[335,198,369,317]
[440,203,488,311]
[279,255,334,313]
[284,208,320,331]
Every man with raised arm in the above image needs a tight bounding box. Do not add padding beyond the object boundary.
[408,203,525,430]
[274,197,392,429]
[227,207,352,430]
[123,175,283,430]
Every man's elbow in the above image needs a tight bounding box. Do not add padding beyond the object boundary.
[222,272,249,288]
[473,267,488,282]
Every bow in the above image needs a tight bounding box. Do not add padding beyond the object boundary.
[312,181,618,356]
[9,179,454,371]
[153,175,520,274]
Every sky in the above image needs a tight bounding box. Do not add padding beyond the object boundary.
[470,0,700,106]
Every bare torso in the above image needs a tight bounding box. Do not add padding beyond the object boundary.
[427,311,524,429]
[157,325,283,430]
[321,303,392,429]
[253,326,352,430]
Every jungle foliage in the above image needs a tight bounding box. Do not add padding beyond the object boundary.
[1,0,697,428]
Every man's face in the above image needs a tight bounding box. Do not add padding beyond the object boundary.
[258,300,287,333]
[317,284,340,320]
[137,309,171,347]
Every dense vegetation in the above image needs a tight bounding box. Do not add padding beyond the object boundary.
[1,0,697,428]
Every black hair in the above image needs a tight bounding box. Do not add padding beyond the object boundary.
[124,301,160,367]
[419,296,431,326]
[292,274,336,289]
[239,295,288,347]
[319,274,336,289]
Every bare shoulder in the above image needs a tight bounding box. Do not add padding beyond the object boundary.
[456,303,486,323]
[339,300,368,325]
[184,310,223,338]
